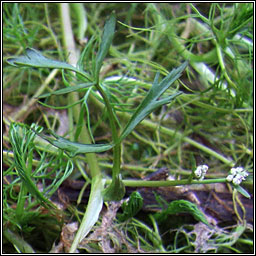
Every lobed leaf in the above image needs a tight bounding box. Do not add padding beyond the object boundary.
[34,129,113,157]
[6,48,77,71]
[119,61,188,142]
[95,12,116,78]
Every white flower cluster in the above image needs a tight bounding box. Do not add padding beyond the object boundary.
[194,164,208,180]
[226,167,249,185]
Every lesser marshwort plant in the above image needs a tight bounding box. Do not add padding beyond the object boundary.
[4,3,252,253]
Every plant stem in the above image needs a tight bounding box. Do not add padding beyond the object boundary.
[106,177,227,187]
[94,83,121,178]
[70,3,87,42]
[216,43,237,89]
[59,3,100,178]
[60,5,106,252]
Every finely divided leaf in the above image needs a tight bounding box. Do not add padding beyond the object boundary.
[154,199,212,227]
[9,123,56,208]
[118,191,144,221]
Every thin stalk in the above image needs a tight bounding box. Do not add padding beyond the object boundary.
[59,4,104,252]
[216,43,237,89]
[107,177,227,187]
[94,83,121,178]
[59,3,100,177]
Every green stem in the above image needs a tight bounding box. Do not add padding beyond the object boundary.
[70,3,87,41]
[94,83,121,177]
[59,3,100,178]
[216,43,237,89]
[106,177,227,187]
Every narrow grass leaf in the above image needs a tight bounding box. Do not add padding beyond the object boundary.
[119,61,188,142]
[70,175,105,252]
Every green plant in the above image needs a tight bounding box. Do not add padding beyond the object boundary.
[4,122,70,252]
[117,191,144,222]
[4,3,252,253]
[6,12,189,252]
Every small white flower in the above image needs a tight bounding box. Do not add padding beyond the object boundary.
[226,174,234,182]
[242,171,249,178]
[230,168,237,175]
[194,164,208,180]
[194,168,202,178]
[230,167,244,175]
[226,166,249,185]
[232,174,244,185]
